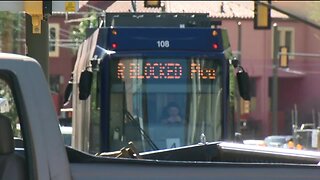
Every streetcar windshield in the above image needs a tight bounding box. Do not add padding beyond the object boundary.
[108,56,225,151]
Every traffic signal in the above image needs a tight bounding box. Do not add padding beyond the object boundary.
[24,0,52,33]
[144,0,161,8]
[279,46,289,68]
[43,0,52,16]
[24,1,43,33]
[254,1,271,29]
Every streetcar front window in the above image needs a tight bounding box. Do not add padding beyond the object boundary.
[108,57,224,151]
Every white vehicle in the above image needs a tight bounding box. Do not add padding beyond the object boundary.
[264,135,293,148]
[1,51,320,179]
[243,139,266,147]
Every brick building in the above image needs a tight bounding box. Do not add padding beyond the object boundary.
[49,1,320,137]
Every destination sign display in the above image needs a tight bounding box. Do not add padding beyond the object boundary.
[116,62,216,80]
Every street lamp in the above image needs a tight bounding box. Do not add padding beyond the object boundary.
[271,23,279,135]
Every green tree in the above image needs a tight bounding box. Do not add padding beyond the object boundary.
[0,12,22,53]
[307,2,320,25]
[70,11,99,44]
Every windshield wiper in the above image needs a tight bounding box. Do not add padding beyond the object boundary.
[124,109,159,151]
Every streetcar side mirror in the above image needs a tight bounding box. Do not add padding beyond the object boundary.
[237,67,251,101]
[79,69,93,100]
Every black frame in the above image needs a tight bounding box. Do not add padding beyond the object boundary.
[254,1,271,30]
[144,0,161,8]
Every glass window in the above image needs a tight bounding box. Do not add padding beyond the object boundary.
[48,23,60,57]
[0,73,28,179]
[285,31,292,52]
[49,27,56,52]
[49,75,62,93]
[108,57,224,152]
[272,26,295,60]
[0,78,21,139]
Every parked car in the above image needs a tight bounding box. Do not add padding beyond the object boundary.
[264,135,293,148]
[243,139,266,147]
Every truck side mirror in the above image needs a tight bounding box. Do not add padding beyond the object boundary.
[79,69,93,100]
[237,67,251,101]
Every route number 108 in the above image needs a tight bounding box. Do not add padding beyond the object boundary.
[157,40,170,48]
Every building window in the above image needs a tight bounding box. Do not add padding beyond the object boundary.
[272,26,295,60]
[50,75,63,93]
[49,23,60,57]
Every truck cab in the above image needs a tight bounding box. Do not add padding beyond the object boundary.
[1,52,320,180]
[0,53,72,179]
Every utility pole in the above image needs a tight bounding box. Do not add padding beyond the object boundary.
[271,23,279,134]
[25,15,49,80]
[236,21,242,133]
[24,1,51,81]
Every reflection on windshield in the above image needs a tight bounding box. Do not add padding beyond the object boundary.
[109,57,224,151]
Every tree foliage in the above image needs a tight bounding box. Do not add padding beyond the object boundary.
[70,11,99,43]
[0,12,22,53]
[0,80,20,137]
[307,2,320,25]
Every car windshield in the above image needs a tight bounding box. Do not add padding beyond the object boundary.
[265,136,288,144]
[107,57,224,151]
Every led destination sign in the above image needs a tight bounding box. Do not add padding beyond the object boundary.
[117,62,216,80]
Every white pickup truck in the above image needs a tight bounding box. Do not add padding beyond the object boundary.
[1,53,320,180]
